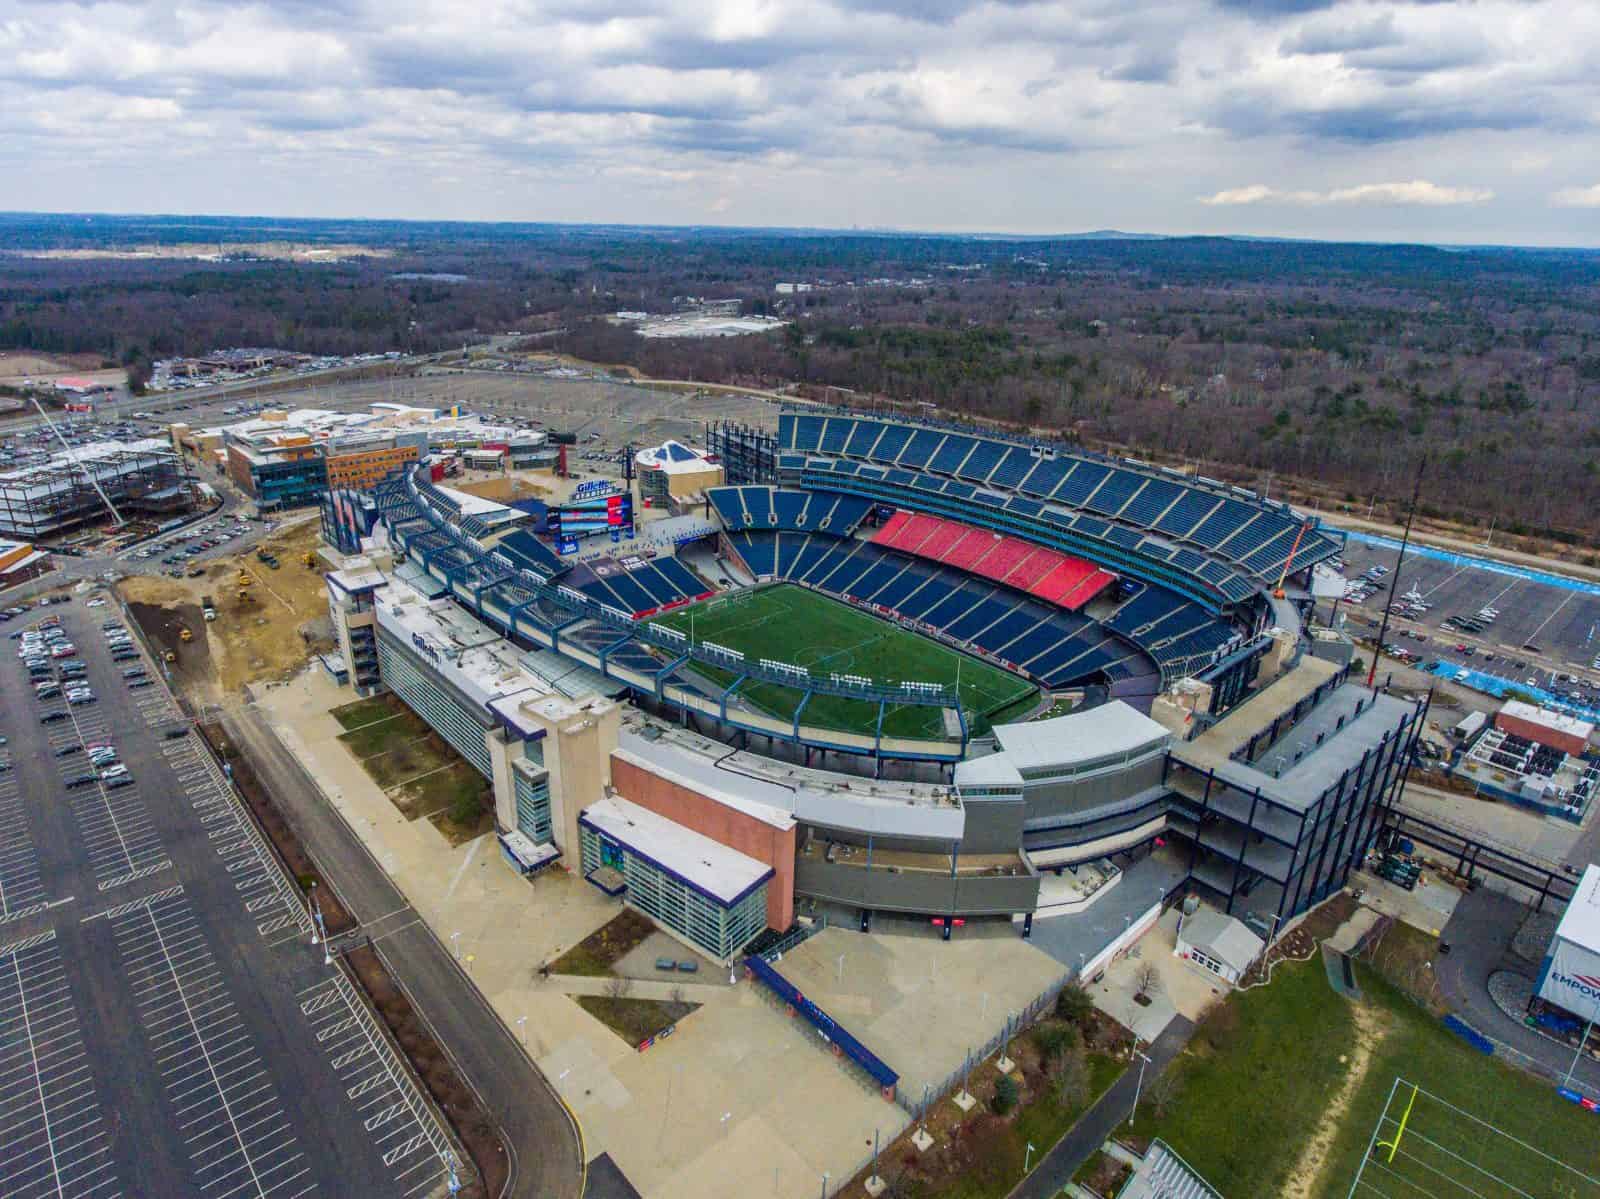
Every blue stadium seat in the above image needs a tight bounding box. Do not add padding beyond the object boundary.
[1018,458,1069,498]
[789,414,824,451]
[956,440,1006,484]
[733,532,776,576]
[930,435,976,476]
[1153,492,1222,541]
[987,447,1035,490]
[819,418,851,453]
[1120,479,1185,526]
[1054,461,1110,506]
[899,429,944,468]
[871,423,914,465]
[844,420,883,458]
[1083,468,1142,518]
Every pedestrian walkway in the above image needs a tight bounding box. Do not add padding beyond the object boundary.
[1006,1016,1195,1199]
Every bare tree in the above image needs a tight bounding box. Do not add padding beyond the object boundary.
[1146,1069,1185,1119]
[603,974,632,1001]
[1134,964,1161,1001]
[1055,1047,1092,1111]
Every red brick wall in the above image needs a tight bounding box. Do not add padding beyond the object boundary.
[611,755,795,929]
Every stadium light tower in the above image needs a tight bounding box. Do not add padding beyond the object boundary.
[1367,457,1426,690]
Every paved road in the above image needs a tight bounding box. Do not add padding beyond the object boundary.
[223,700,584,1199]
[1433,885,1600,1093]
[1006,1016,1194,1199]
[0,601,452,1198]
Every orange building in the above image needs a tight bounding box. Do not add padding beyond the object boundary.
[325,443,420,490]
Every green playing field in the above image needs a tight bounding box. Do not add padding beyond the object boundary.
[648,583,1038,740]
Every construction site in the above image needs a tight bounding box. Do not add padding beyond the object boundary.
[117,517,335,702]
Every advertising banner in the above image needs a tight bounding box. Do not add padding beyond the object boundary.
[1538,937,1600,1015]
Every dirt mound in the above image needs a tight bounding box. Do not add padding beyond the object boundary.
[127,599,214,696]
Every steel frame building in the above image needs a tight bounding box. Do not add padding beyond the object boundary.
[0,440,186,538]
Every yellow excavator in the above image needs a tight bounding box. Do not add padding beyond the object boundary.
[302,552,317,569]
[236,570,256,604]
[178,625,193,644]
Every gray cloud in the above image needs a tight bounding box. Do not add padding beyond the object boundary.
[0,0,1589,245]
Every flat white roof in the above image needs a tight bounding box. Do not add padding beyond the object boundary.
[376,572,554,712]
[992,701,1169,774]
[1501,699,1595,742]
[1555,865,1600,954]
[618,714,965,840]
[953,753,1024,790]
[580,795,772,905]
[613,747,795,831]
[435,484,518,520]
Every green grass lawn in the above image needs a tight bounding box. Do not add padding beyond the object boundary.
[574,995,699,1046]
[1124,949,1600,1199]
[330,694,403,731]
[649,584,1037,739]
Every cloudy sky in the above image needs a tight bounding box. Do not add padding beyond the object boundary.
[2,0,1597,245]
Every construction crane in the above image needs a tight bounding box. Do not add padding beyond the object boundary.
[1272,519,1315,600]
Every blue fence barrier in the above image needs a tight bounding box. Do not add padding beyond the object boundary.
[744,955,899,1095]
[1442,1014,1495,1055]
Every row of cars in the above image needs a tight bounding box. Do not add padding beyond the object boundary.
[17,620,96,712]
[135,517,260,577]
[57,737,132,790]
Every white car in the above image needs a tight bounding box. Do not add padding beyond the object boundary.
[86,598,106,608]
[99,765,129,780]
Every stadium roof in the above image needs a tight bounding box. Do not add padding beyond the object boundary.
[634,439,717,474]
[992,701,1169,774]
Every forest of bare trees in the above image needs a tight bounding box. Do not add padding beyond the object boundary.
[2,213,1596,540]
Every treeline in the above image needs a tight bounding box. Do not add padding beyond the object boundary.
[2,214,1598,537]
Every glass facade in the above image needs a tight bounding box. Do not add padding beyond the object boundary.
[375,628,494,778]
[579,824,768,961]
[513,766,553,844]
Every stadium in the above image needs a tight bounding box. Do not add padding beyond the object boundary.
[327,408,1423,965]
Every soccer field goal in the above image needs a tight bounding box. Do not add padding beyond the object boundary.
[1348,1076,1600,1199]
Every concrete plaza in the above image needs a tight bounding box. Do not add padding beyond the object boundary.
[254,668,906,1199]
[772,926,1069,1105]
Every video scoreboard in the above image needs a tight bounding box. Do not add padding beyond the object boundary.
[549,491,634,541]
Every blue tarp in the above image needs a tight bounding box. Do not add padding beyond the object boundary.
[1425,660,1600,725]
[744,955,898,1090]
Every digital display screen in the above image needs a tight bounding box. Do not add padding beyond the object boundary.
[548,492,634,539]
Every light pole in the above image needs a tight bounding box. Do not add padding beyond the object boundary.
[1128,1047,1152,1126]
[516,1015,527,1047]
[1564,1001,1599,1090]
[838,952,846,984]
[820,1172,829,1199]
[450,931,461,961]
[1024,1141,1037,1173]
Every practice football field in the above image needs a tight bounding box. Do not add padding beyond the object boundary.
[649,583,1038,739]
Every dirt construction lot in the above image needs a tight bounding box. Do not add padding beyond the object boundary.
[117,518,333,701]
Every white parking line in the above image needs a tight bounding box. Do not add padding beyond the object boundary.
[294,973,453,1196]
[0,930,122,1199]
[111,890,313,1199]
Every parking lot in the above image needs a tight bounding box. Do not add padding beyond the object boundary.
[0,928,122,1199]
[1330,534,1600,698]
[0,594,460,1197]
